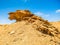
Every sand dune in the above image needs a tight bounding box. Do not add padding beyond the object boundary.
[0,21,60,45]
[0,10,60,45]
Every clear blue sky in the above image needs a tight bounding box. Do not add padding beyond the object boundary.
[0,0,60,24]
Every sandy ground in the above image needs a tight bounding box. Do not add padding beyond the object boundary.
[51,22,60,32]
[0,21,60,45]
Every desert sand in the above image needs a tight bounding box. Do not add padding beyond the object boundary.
[0,10,60,45]
[51,22,60,32]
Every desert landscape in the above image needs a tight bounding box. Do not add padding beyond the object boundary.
[0,10,60,45]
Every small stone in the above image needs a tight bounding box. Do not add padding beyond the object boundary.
[9,30,15,35]
[13,38,19,42]
[50,39,53,41]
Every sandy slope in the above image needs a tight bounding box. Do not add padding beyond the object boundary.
[51,22,60,32]
[0,10,60,45]
[0,21,60,45]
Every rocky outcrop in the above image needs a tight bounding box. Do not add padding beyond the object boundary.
[8,10,33,21]
[8,10,60,36]
[0,10,60,45]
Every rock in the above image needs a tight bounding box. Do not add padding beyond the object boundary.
[0,10,60,45]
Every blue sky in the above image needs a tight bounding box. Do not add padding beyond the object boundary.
[0,0,60,24]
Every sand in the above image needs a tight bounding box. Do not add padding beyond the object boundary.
[0,10,60,45]
[0,21,60,45]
